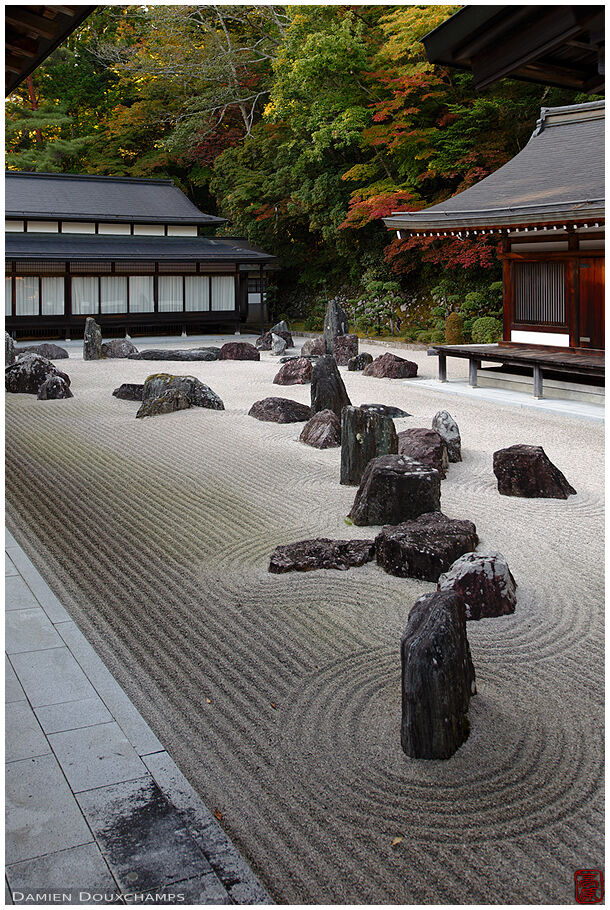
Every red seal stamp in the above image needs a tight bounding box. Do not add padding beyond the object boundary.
[575,870,603,904]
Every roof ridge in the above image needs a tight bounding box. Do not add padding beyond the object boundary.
[5,171,176,187]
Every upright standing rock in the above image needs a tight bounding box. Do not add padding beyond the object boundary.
[398,428,448,478]
[310,354,351,419]
[323,298,349,354]
[271,333,287,356]
[432,410,462,462]
[340,406,398,485]
[5,332,15,366]
[438,551,517,620]
[349,454,441,527]
[83,318,102,361]
[401,590,476,759]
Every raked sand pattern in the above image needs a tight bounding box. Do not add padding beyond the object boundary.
[5,340,604,904]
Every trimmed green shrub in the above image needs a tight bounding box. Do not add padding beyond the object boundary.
[430,329,445,343]
[445,312,464,344]
[416,330,433,344]
[472,316,503,344]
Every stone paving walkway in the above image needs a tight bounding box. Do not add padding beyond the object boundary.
[5,529,273,906]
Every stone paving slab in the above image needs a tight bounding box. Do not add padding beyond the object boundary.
[5,529,273,905]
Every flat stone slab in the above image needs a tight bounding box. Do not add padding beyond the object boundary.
[269,538,375,573]
[359,403,410,418]
[128,348,221,361]
[493,444,576,498]
[249,397,311,423]
[438,551,517,620]
[349,454,441,527]
[375,511,478,581]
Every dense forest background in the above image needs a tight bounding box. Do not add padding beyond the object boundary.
[5,5,593,340]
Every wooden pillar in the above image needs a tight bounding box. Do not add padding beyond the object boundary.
[468,358,480,388]
[438,352,447,382]
[501,235,512,343]
[533,364,543,399]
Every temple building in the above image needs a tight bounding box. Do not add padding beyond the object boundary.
[5,171,275,339]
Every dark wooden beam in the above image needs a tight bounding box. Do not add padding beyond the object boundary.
[5,34,39,57]
[5,9,58,40]
[5,53,27,75]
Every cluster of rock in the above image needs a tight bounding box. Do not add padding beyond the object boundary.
[256,321,294,353]
[16,342,69,360]
[5,353,72,399]
[112,373,225,419]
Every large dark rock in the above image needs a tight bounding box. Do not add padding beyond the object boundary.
[299,409,341,449]
[340,406,398,486]
[401,590,476,760]
[5,354,70,395]
[142,374,224,410]
[301,337,326,357]
[432,410,462,463]
[256,330,294,351]
[349,455,440,527]
[273,357,313,386]
[249,397,311,423]
[219,341,260,361]
[310,354,351,419]
[398,428,448,479]
[101,339,139,359]
[37,377,73,400]
[360,403,410,419]
[17,343,69,360]
[375,512,478,581]
[136,388,192,419]
[348,352,373,371]
[438,551,517,621]
[83,317,102,361]
[113,383,144,401]
[363,352,418,379]
[493,444,576,498]
[333,334,359,366]
[5,332,15,366]
[128,348,221,361]
[323,298,349,354]
[269,538,375,573]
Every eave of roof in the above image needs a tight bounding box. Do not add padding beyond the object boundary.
[384,101,605,234]
[4,233,276,263]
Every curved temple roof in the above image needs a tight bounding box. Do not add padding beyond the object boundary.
[5,171,226,225]
[384,101,604,234]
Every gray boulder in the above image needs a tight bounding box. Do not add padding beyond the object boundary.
[493,444,576,499]
[340,406,398,485]
[113,383,144,401]
[348,352,373,371]
[301,337,326,357]
[432,410,462,462]
[401,590,476,759]
[273,358,313,385]
[37,377,73,400]
[310,354,351,419]
[438,551,517,621]
[142,374,224,410]
[375,511,478,581]
[271,333,287,356]
[101,339,139,358]
[269,538,375,573]
[323,298,349,354]
[349,454,441,527]
[271,320,290,336]
[136,388,192,419]
[249,397,311,424]
[398,428,448,479]
[256,330,293,351]
[17,343,69,360]
[299,409,341,449]
[333,334,359,366]
[83,318,103,361]
[5,333,15,366]
[129,348,221,361]
[6,354,70,395]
